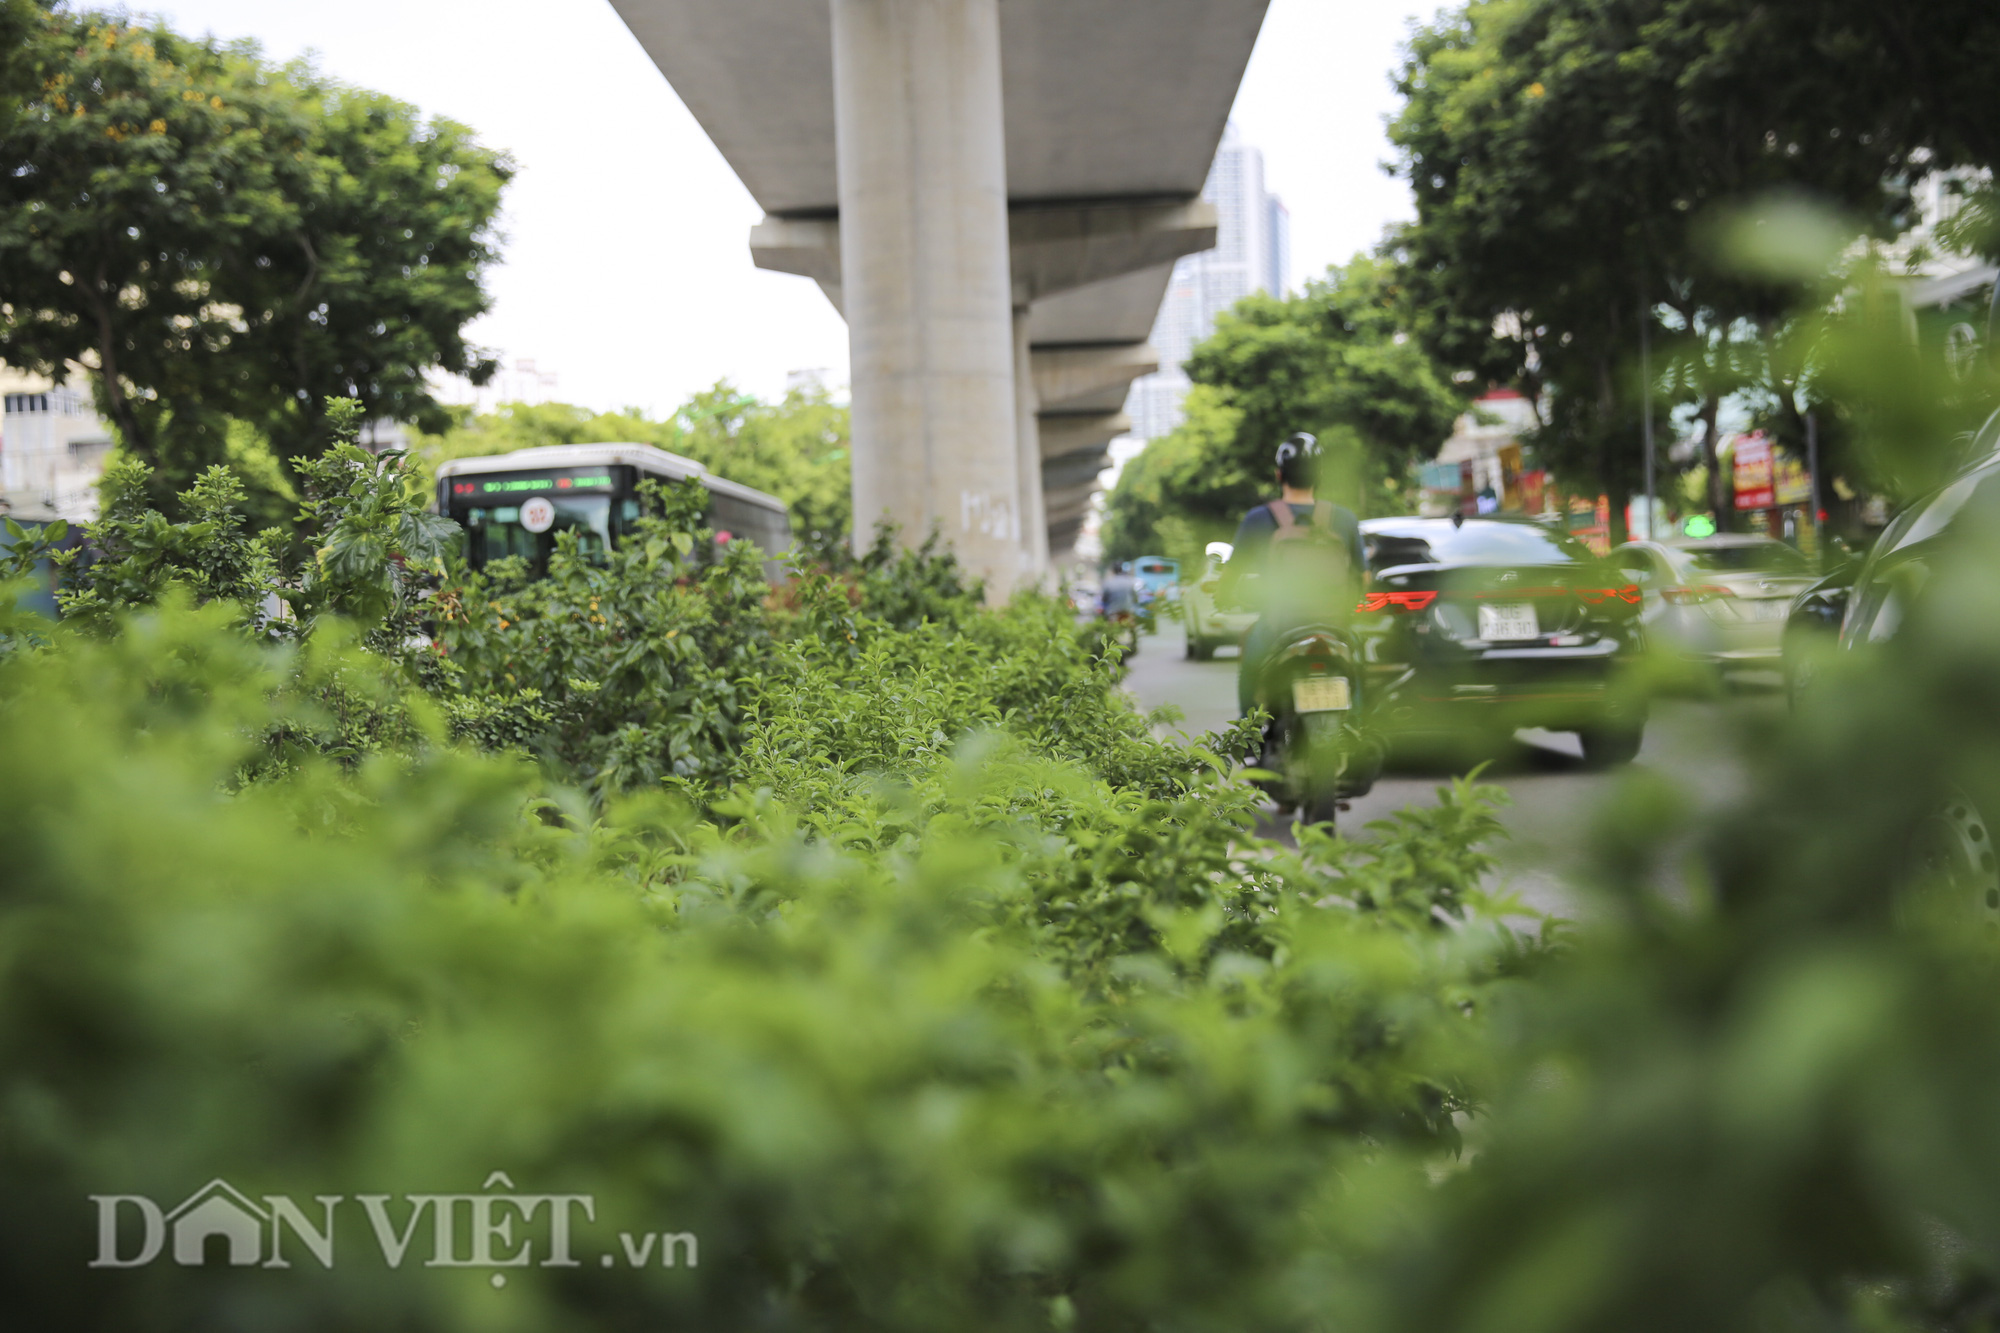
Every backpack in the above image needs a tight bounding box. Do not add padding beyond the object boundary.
[1264,500,1355,608]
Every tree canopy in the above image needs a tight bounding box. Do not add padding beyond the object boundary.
[1101,255,1462,564]
[1388,0,2000,532]
[0,2,511,505]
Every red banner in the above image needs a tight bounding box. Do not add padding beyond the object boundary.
[1733,433,1774,510]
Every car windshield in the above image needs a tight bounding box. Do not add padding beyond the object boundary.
[1367,521,1593,571]
[1679,542,1809,575]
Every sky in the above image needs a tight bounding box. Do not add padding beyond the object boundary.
[140,0,1439,417]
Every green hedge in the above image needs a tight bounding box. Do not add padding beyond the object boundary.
[0,412,1525,1329]
[12,399,2000,1330]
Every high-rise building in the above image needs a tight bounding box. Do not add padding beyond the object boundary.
[1126,123,1289,441]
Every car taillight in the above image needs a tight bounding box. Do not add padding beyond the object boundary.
[1356,590,1439,613]
[1575,584,1643,605]
[1662,584,1734,605]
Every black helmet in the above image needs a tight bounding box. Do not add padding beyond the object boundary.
[1275,432,1320,489]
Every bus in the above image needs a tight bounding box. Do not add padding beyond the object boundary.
[435,443,793,579]
[1131,555,1181,604]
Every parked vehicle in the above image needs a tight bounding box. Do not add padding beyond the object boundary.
[1181,541,1258,660]
[1785,411,2000,694]
[1608,535,1817,677]
[1358,516,1650,766]
[436,443,792,580]
[1243,617,1385,830]
[1788,407,2000,915]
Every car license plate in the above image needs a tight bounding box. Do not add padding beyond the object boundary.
[1743,599,1788,622]
[1292,676,1352,713]
[1477,602,1539,641]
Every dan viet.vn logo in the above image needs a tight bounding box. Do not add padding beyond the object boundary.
[89,1173,696,1285]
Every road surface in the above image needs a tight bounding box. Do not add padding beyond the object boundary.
[1121,615,1774,918]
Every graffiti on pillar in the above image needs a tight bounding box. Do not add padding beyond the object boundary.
[960,490,1018,542]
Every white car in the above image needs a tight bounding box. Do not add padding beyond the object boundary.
[1180,542,1259,660]
[1610,535,1818,671]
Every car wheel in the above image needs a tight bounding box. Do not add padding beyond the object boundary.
[1905,792,2000,927]
[1578,722,1644,768]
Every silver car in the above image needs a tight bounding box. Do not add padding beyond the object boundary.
[1610,535,1818,669]
[1181,542,1260,661]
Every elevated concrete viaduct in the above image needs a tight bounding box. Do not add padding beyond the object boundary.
[609,0,1271,595]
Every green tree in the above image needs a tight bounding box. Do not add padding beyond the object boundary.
[1388,0,2000,533]
[662,383,853,552]
[1098,384,1246,567]
[0,5,510,507]
[1101,255,1462,562]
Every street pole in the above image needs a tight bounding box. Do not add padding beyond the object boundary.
[1639,286,1656,539]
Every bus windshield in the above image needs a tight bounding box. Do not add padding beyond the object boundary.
[462,494,616,570]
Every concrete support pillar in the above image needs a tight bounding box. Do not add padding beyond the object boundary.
[830,0,1020,598]
[1012,306,1049,582]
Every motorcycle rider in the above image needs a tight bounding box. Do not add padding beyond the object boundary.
[1218,432,1365,717]
[1098,561,1139,617]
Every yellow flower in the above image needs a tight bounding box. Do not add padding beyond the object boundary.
[148,118,166,134]
[1527,82,1546,98]
[209,95,223,110]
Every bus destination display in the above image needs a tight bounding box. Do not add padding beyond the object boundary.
[447,469,617,500]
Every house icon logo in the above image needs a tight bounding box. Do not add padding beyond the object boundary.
[167,1180,268,1266]
[90,1178,276,1268]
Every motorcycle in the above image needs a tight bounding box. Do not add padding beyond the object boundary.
[1247,620,1385,830]
[1103,607,1141,656]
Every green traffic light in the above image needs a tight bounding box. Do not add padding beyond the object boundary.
[1682,514,1717,538]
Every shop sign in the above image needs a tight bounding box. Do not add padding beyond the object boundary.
[1732,433,1774,510]
[1773,447,1811,506]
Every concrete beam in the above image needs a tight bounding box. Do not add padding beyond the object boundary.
[1045,475,1102,503]
[1031,342,1159,413]
[1044,487,1101,525]
[752,201,1212,312]
[1008,199,1215,304]
[1042,450,1113,495]
[748,215,840,287]
[1047,516,1087,559]
[1025,263,1176,346]
[609,0,1272,214]
[1037,411,1129,462]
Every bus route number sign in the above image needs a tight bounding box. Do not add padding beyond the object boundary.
[520,497,557,534]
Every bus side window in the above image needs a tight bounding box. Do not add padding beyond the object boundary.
[710,494,752,546]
